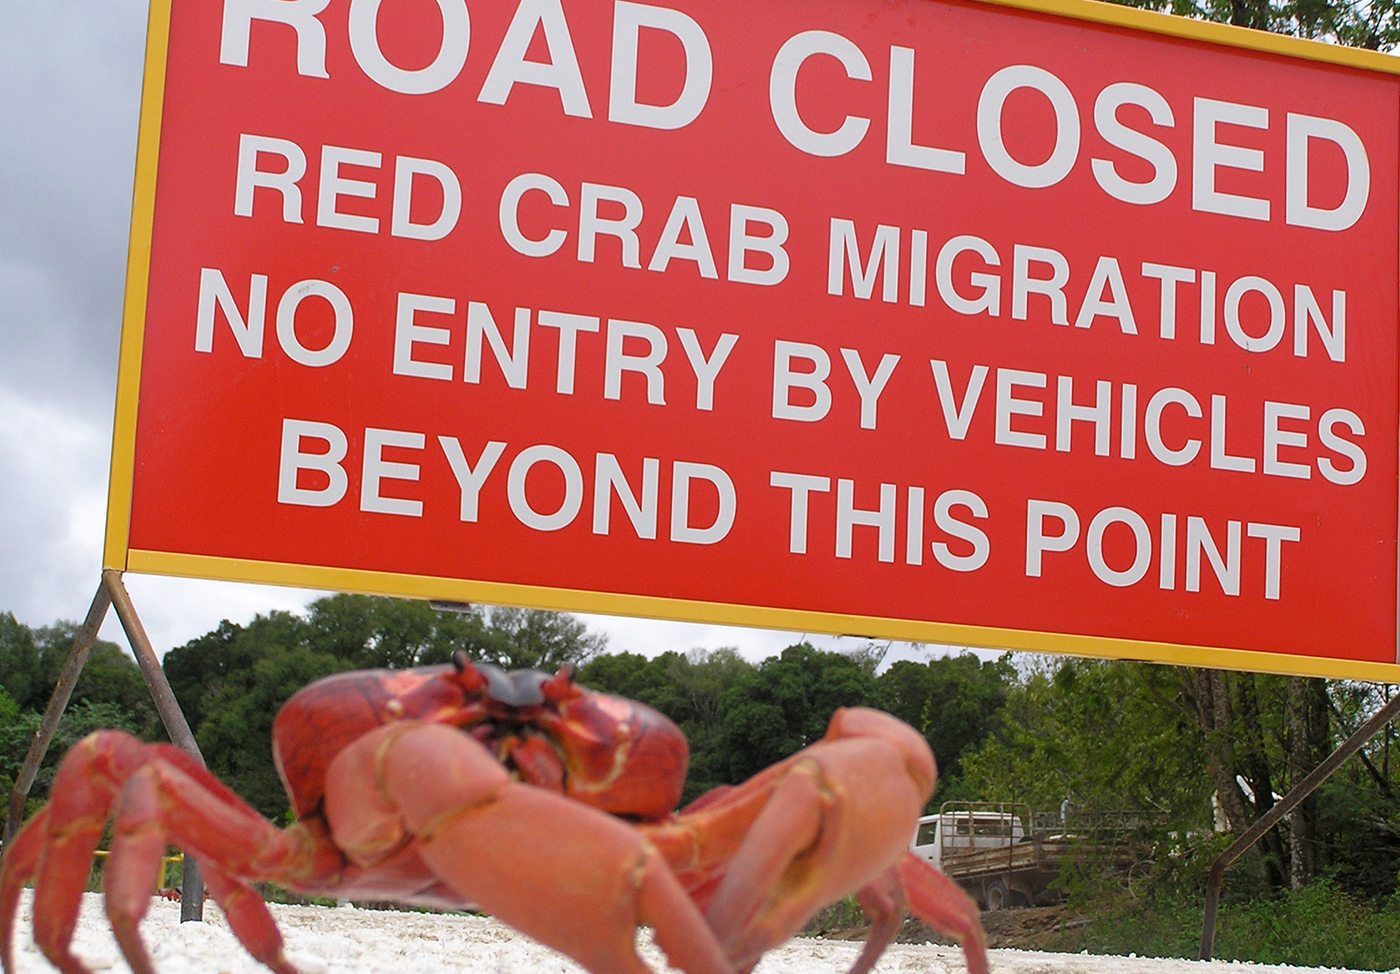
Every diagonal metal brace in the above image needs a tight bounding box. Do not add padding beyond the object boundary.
[2,572,207,921]
[1200,689,1400,959]
[4,582,111,847]
[101,570,206,921]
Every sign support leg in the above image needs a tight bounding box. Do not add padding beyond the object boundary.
[101,570,206,921]
[1199,689,1400,959]
[4,581,111,847]
[102,571,202,760]
[2,573,207,922]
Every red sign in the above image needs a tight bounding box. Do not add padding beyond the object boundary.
[109,0,1400,679]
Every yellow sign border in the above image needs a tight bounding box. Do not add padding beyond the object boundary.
[106,0,1400,682]
[126,548,1400,682]
[105,0,172,568]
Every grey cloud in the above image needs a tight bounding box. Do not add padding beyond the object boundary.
[1,5,148,414]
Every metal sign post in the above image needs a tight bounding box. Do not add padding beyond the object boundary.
[3,571,206,921]
[1198,689,1400,960]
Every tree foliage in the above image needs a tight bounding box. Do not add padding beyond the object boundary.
[467,606,608,671]
[711,643,879,781]
[0,612,157,823]
[0,613,154,736]
[1110,0,1400,48]
[875,654,1014,795]
[4,597,1399,916]
[961,658,1211,819]
[579,643,1008,805]
[958,657,1400,903]
[157,594,609,816]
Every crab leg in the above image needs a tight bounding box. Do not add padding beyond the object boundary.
[841,858,988,974]
[198,870,301,974]
[102,766,170,974]
[0,806,50,973]
[29,738,138,974]
[700,760,841,966]
[0,731,340,974]
[101,764,301,974]
[848,868,907,974]
[894,855,988,974]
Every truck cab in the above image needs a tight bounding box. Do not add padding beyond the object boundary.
[910,802,1037,910]
[910,805,1026,870]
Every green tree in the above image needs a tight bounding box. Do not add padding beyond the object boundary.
[0,684,21,800]
[715,643,879,785]
[35,624,157,739]
[1317,682,1400,898]
[163,604,340,817]
[164,610,308,733]
[657,648,752,801]
[0,699,145,815]
[960,658,1211,822]
[0,615,150,734]
[197,645,349,817]
[1181,669,1335,891]
[578,650,674,701]
[302,594,491,669]
[0,614,162,814]
[1110,0,1400,48]
[0,613,41,711]
[874,653,1013,795]
[469,606,608,671]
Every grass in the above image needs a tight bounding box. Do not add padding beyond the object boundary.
[804,876,1400,971]
[1078,880,1400,971]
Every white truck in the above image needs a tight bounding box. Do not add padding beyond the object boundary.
[911,802,1122,910]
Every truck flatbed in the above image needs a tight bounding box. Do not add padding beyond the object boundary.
[911,802,1137,910]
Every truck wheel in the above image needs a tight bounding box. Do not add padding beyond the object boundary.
[984,878,1009,912]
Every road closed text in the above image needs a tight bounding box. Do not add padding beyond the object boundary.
[221,0,1372,230]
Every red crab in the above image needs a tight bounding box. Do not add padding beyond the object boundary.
[0,655,987,974]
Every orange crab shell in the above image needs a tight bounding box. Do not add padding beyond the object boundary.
[270,661,689,823]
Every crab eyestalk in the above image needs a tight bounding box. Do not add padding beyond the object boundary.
[541,664,580,703]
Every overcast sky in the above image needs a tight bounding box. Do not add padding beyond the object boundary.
[0,4,974,669]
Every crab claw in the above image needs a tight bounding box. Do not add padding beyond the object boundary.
[647,708,989,974]
[322,720,733,974]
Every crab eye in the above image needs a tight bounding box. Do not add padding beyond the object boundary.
[541,664,580,704]
[450,652,488,693]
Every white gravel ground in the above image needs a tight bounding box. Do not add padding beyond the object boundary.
[6,892,1392,974]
